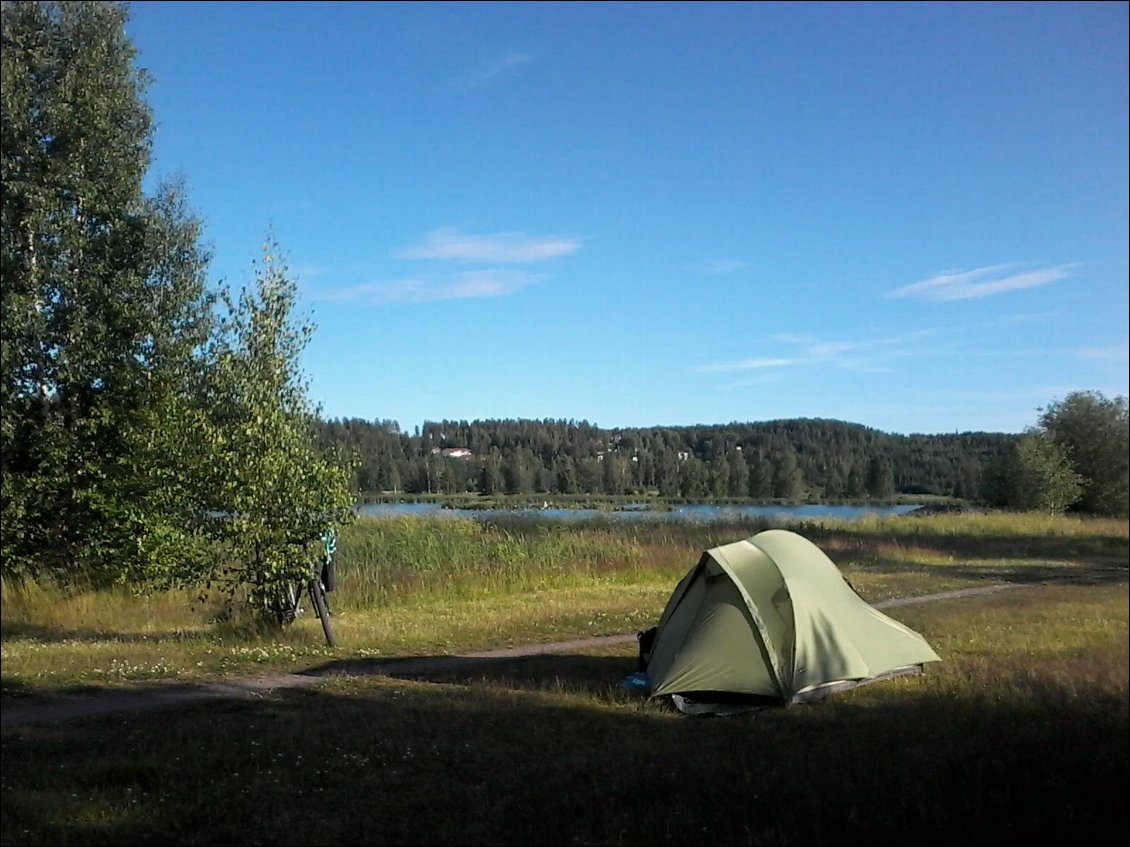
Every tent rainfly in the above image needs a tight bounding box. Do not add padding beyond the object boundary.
[641,529,941,713]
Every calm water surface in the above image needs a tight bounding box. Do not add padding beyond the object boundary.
[355,502,923,522]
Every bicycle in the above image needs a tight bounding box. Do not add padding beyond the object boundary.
[272,529,338,647]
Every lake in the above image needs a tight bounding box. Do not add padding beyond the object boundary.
[355,502,924,523]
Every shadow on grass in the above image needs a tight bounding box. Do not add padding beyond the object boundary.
[859,557,1130,588]
[311,650,637,697]
[0,612,296,647]
[2,649,1126,846]
[807,527,1128,564]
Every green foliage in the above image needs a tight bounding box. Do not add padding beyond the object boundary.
[866,455,895,499]
[1,1,215,584]
[1039,391,1129,517]
[771,447,805,499]
[726,449,749,497]
[199,241,355,618]
[1002,432,1084,514]
[0,4,354,626]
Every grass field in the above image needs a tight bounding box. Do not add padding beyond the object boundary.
[1,512,1127,844]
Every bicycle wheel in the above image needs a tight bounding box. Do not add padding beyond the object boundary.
[308,578,337,648]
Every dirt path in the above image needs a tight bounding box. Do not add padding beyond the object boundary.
[0,584,1019,729]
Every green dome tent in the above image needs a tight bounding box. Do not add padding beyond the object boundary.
[642,529,941,713]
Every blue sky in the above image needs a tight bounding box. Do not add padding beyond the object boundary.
[126,1,1129,436]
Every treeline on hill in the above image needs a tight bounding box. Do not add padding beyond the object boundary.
[316,417,1016,502]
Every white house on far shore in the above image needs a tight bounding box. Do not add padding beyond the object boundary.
[431,447,474,459]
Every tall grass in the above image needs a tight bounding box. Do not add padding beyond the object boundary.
[2,511,1126,694]
[338,516,652,610]
[0,575,216,640]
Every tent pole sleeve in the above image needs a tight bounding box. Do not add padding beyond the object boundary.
[711,545,789,695]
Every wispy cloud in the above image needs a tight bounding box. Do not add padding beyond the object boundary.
[697,330,936,375]
[700,259,748,274]
[399,228,581,263]
[886,263,1077,301]
[293,262,327,279]
[803,340,867,358]
[720,374,783,389]
[313,269,541,303]
[696,357,799,373]
[1075,345,1129,362]
[458,50,533,89]
[815,331,935,359]
[924,386,1077,403]
[770,333,817,346]
[784,330,934,359]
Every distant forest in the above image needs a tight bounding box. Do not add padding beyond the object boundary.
[316,417,1017,502]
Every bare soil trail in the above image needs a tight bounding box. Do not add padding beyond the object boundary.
[0,584,1020,729]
